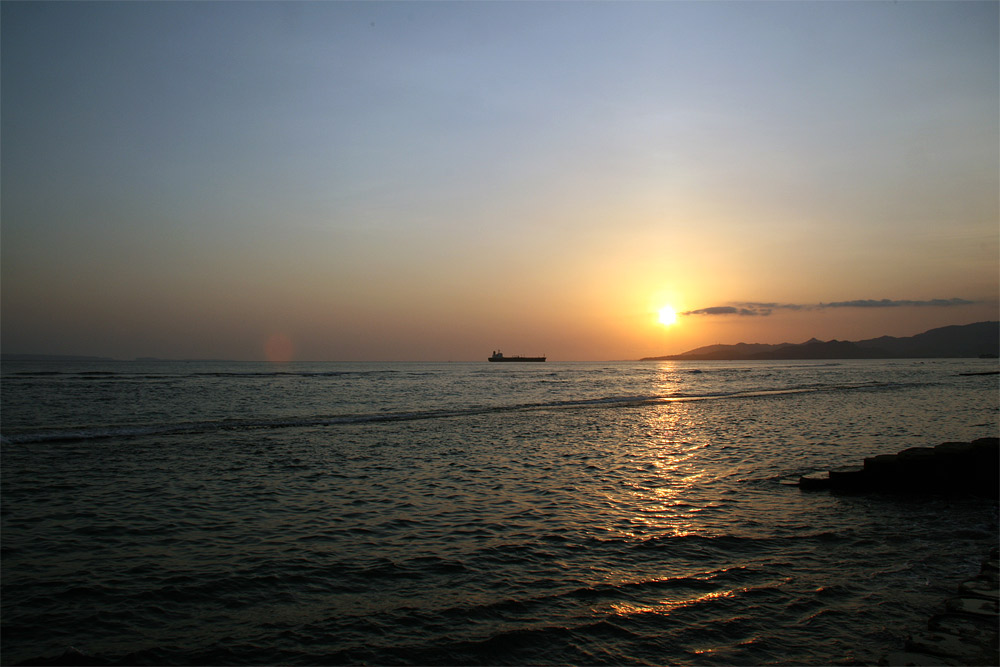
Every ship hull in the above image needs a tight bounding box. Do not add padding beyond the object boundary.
[488,356,546,362]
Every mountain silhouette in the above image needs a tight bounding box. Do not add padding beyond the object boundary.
[642,321,999,361]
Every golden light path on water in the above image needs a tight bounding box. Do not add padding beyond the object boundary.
[586,392,797,649]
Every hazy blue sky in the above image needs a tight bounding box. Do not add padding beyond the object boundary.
[3,1,997,360]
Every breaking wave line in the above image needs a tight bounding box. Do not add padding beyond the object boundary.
[1,381,903,446]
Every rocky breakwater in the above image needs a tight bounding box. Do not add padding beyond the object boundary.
[797,438,998,665]
[881,546,999,666]
[798,437,999,496]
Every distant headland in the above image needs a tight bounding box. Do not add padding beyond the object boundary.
[642,321,1000,361]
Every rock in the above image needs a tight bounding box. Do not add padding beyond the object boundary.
[883,548,1000,667]
[928,612,997,639]
[905,631,992,663]
[975,560,1000,587]
[804,438,998,495]
[880,649,965,665]
[958,578,999,601]
[933,441,976,456]
[976,567,999,585]
[828,465,867,489]
[893,447,938,486]
[944,597,999,618]
[798,472,831,490]
[897,446,937,458]
[864,453,900,476]
[823,439,1000,494]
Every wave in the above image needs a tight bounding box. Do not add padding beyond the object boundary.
[9,369,402,380]
[0,380,905,446]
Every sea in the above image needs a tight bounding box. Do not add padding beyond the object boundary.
[1,358,997,666]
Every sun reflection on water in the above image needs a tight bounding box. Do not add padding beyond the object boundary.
[608,588,738,617]
[601,400,727,541]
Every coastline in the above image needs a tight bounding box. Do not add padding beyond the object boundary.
[882,547,999,666]
[793,437,999,665]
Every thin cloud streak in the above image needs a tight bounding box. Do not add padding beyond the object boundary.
[820,298,976,309]
[682,298,977,317]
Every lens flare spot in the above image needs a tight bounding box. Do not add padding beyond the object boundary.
[265,333,294,363]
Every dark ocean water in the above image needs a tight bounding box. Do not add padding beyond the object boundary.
[2,359,997,665]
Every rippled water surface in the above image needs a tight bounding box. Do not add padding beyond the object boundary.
[2,359,997,665]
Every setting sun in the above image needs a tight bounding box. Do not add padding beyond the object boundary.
[658,305,678,326]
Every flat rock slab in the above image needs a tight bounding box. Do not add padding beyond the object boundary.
[805,437,998,494]
[880,650,965,666]
[928,612,998,639]
[882,548,1000,667]
[828,465,867,487]
[976,568,999,584]
[906,631,993,663]
[958,579,999,601]
[944,597,999,618]
[797,473,831,490]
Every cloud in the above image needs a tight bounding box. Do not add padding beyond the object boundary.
[819,298,976,308]
[681,306,769,316]
[682,298,976,317]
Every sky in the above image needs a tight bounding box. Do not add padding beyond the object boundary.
[2,1,997,361]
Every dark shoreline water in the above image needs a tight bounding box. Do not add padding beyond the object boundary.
[2,360,997,665]
[882,545,999,666]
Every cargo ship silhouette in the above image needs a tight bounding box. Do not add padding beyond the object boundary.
[488,350,546,362]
